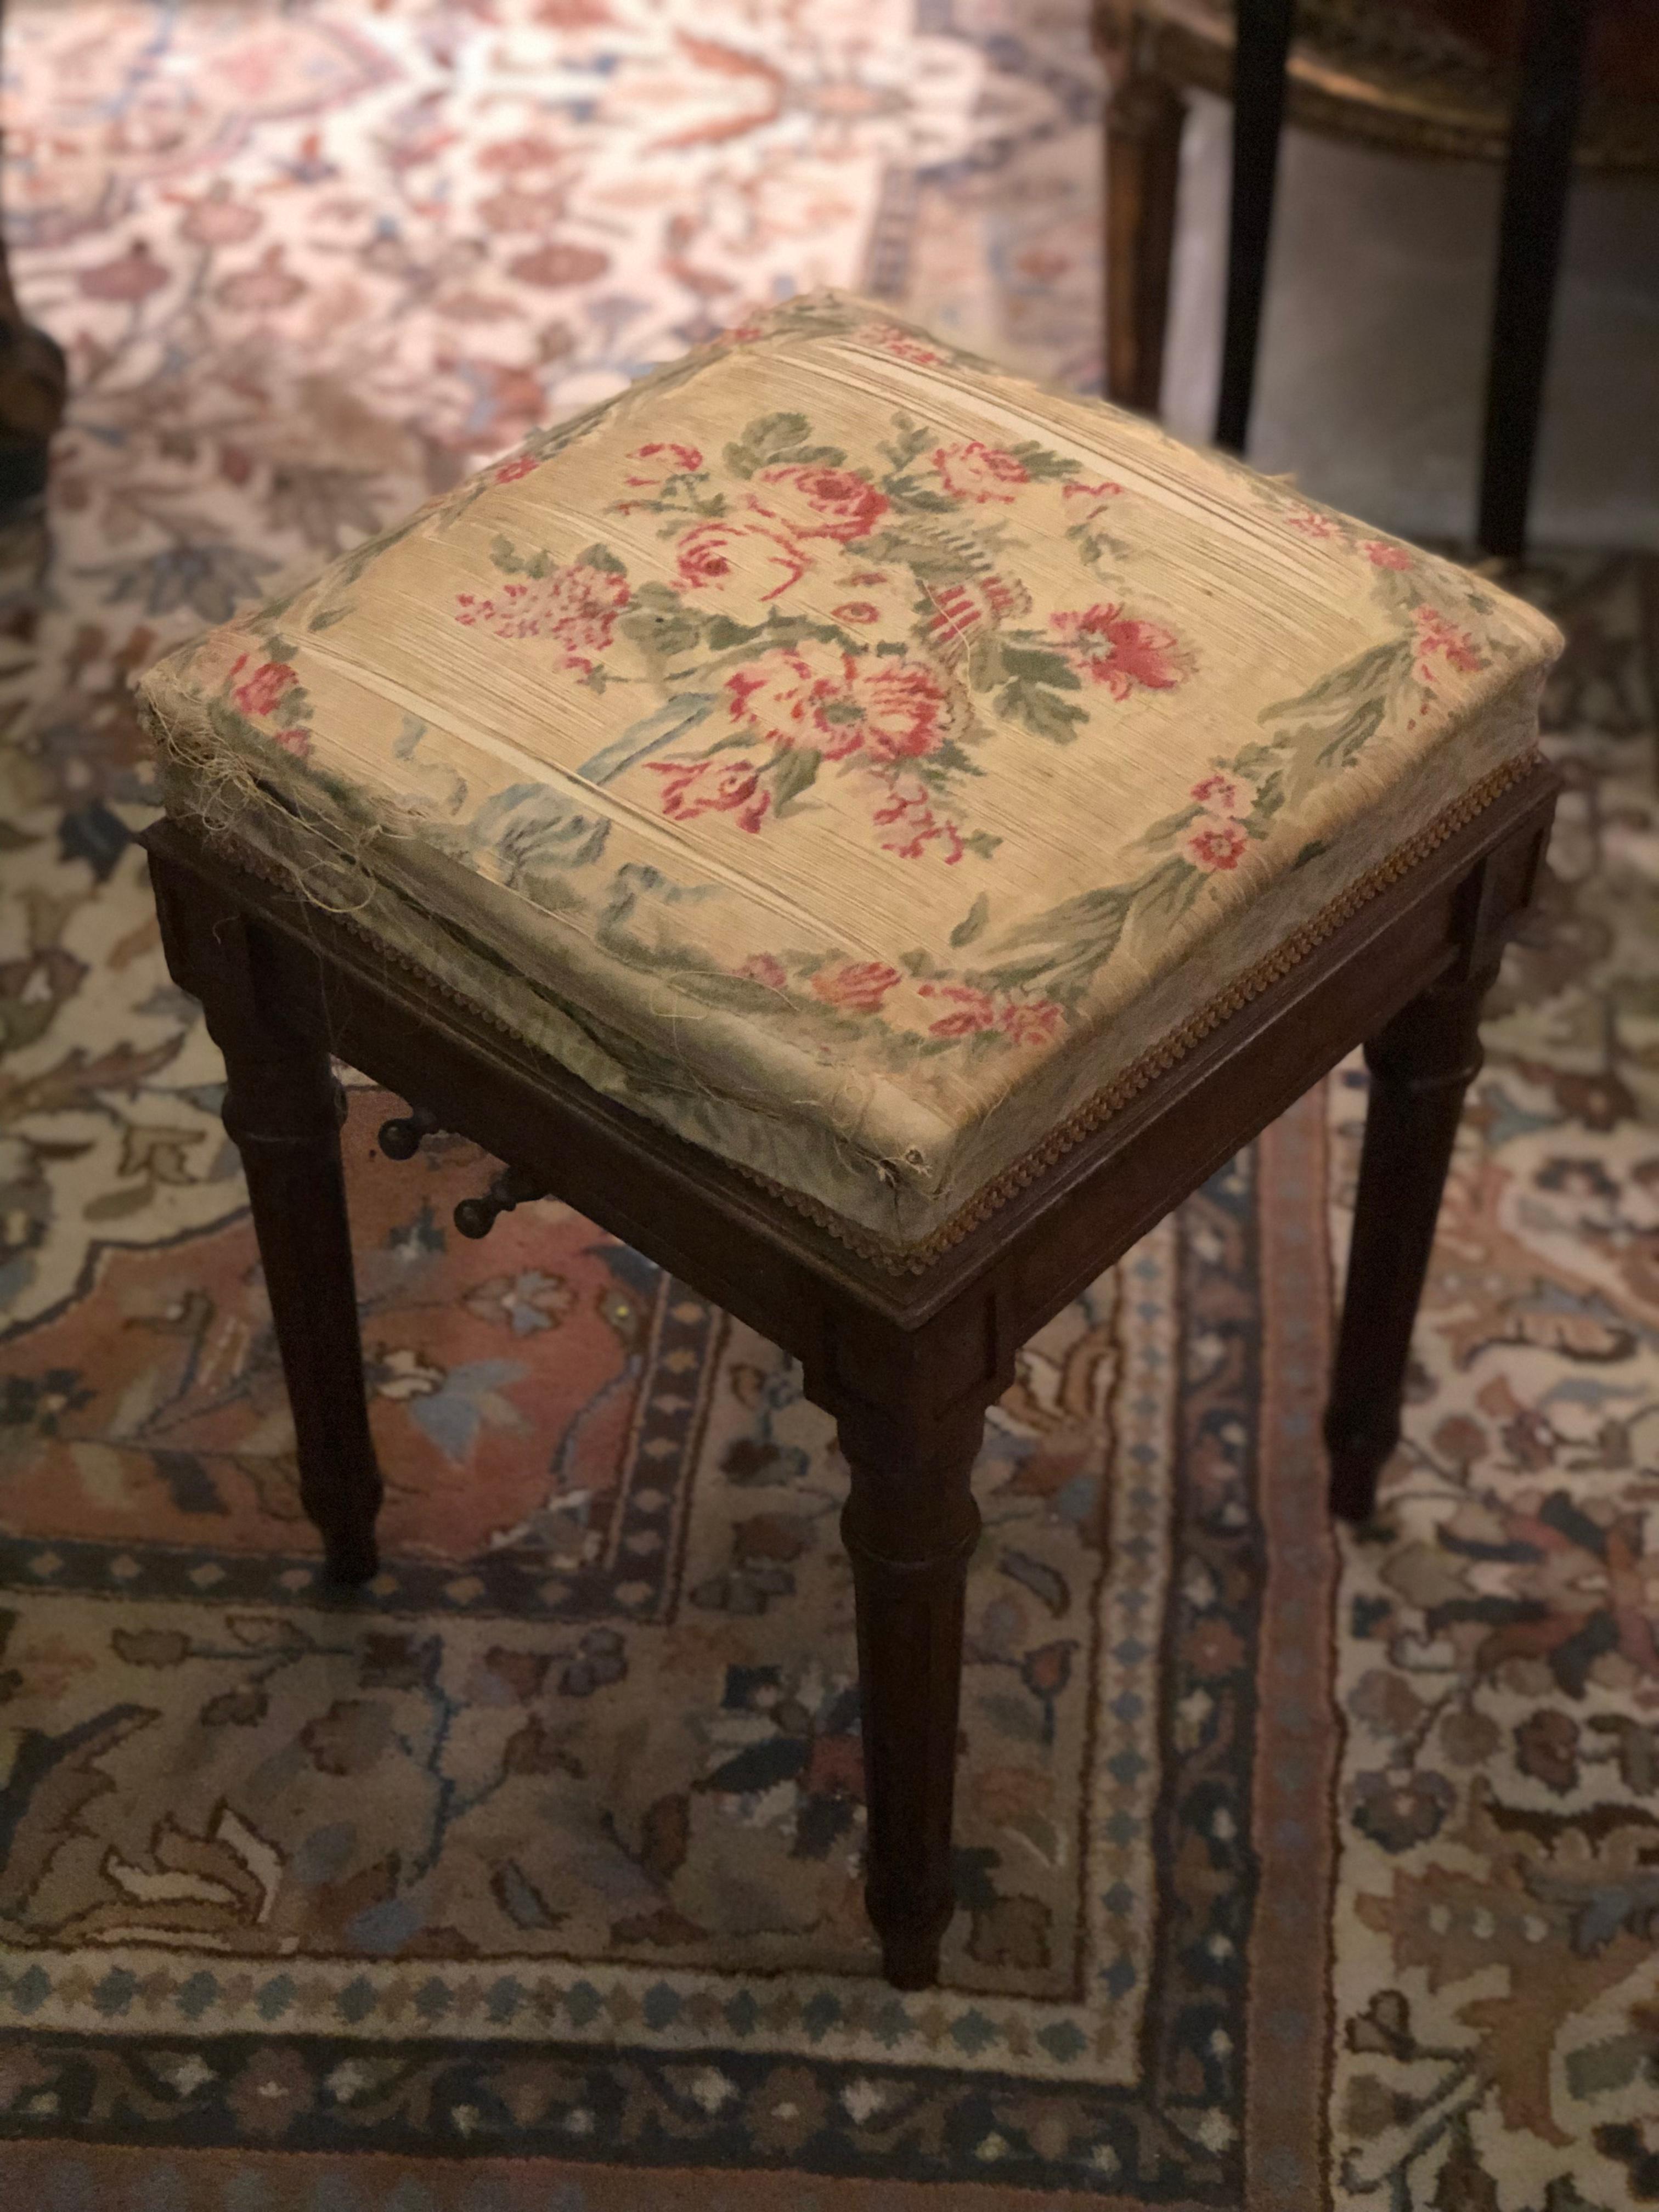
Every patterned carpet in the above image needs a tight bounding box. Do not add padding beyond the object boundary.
[0,4,1656,2208]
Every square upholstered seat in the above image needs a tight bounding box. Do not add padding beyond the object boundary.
[139,289,1560,1267]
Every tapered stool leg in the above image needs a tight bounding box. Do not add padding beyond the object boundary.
[839,1401,983,1990]
[149,859,383,1583]
[1324,967,1496,1523]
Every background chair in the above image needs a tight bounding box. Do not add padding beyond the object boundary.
[1097,0,1659,556]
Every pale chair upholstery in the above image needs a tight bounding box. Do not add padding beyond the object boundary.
[139,290,1561,1268]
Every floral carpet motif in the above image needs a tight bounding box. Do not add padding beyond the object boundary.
[0,3,1655,2208]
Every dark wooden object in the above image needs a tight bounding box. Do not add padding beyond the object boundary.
[1215,0,1296,453]
[0,0,66,515]
[1097,0,1644,555]
[141,757,1557,1988]
[1476,0,1593,556]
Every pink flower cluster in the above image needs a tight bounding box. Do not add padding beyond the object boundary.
[455,561,632,670]
[933,441,1030,504]
[651,757,771,835]
[724,643,957,769]
[1051,602,1193,699]
[856,320,946,368]
[811,960,903,1013]
[919,980,1063,1045]
[1183,772,1250,873]
[228,654,297,718]
[1412,605,1485,682]
[652,452,893,614]
[870,774,966,865]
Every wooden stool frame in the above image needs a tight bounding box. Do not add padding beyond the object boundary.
[140,755,1558,1990]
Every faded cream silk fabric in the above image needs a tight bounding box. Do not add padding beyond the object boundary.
[139,290,1561,1259]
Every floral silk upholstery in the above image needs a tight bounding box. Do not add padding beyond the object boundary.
[140,290,1562,1262]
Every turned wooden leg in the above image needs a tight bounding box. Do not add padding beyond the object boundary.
[1103,53,1187,413]
[1324,967,1496,1523]
[837,1399,984,1989]
[149,856,383,1584]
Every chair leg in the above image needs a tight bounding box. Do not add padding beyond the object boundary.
[837,1397,984,1990]
[1215,0,1295,454]
[1104,58,1188,413]
[1324,967,1496,1523]
[1475,0,1591,560]
[149,857,384,1584]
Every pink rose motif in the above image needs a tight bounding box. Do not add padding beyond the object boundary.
[870,776,964,865]
[858,660,958,765]
[231,658,298,718]
[933,441,1030,504]
[269,727,312,760]
[753,465,888,544]
[919,982,997,1037]
[832,601,881,625]
[925,573,1029,652]
[1187,819,1249,872]
[616,442,704,506]
[1364,539,1413,570]
[1051,603,1193,699]
[998,997,1064,1048]
[811,961,902,1014]
[493,453,539,483]
[674,515,811,618]
[1413,605,1485,681]
[859,321,944,367]
[1189,773,1240,812]
[725,643,863,759]
[738,952,788,990]
[651,757,771,834]
[1286,509,1337,539]
[454,561,631,670]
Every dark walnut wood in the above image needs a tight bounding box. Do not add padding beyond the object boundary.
[1104,59,1189,414]
[1094,0,1656,550]
[149,861,385,1587]
[141,755,1557,1988]
[0,0,66,515]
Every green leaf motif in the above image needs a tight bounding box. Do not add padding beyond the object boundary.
[1139,803,1202,849]
[995,678,1088,746]
[704,616,765,652]
[769,747,821,816]
[1317,696,1386,769]
[723,411,847,478]
[620,602,701,660]
[578,542,627,575]
[950,893,990,948]
[1004,442,1080,483]
[1260,639,1404,723]
[999,647,1081,691]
